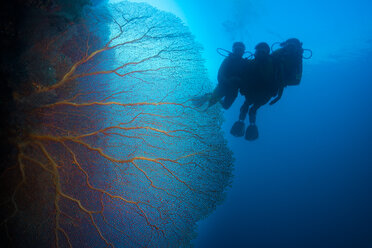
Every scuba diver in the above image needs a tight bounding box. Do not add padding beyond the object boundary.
[192,38,307,141]
[191,42,247,109]
[230,42,277,140]
[269,38,304,105]
[230,38,305,140]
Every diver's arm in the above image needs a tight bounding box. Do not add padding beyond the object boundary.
[269,87,284,105]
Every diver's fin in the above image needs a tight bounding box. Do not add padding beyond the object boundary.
[245,124,259,141]
[230,121,245,137]
[191,93,211,108]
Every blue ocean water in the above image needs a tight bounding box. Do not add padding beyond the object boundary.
[160,0,372,247]
[193,53,372,248]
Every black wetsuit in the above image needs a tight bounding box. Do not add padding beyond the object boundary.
[239,55,279,123]
[209,53,247,109]
[238,46,303,124]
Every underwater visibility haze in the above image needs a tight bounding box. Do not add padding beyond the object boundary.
[0,0,371,247]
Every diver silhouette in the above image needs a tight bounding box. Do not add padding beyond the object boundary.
[192,38,307,141]
[191,42,247,109]
[230,42,277,140]
[231,38,305,140]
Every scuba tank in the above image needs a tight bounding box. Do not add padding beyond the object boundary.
[271,38,306,86]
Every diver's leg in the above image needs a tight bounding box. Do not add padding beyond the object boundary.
[239,99,251,121]
[208,83,225,108]
[230,99,250,137]
[220,88,238,109]
[248,104,261,124]
[191,92,212,108]
[245,103,261,141]
[248,95,272,122]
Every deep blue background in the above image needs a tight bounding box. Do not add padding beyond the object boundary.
[193,52,372,247]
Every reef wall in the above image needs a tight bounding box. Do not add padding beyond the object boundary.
[0,1,234,247]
